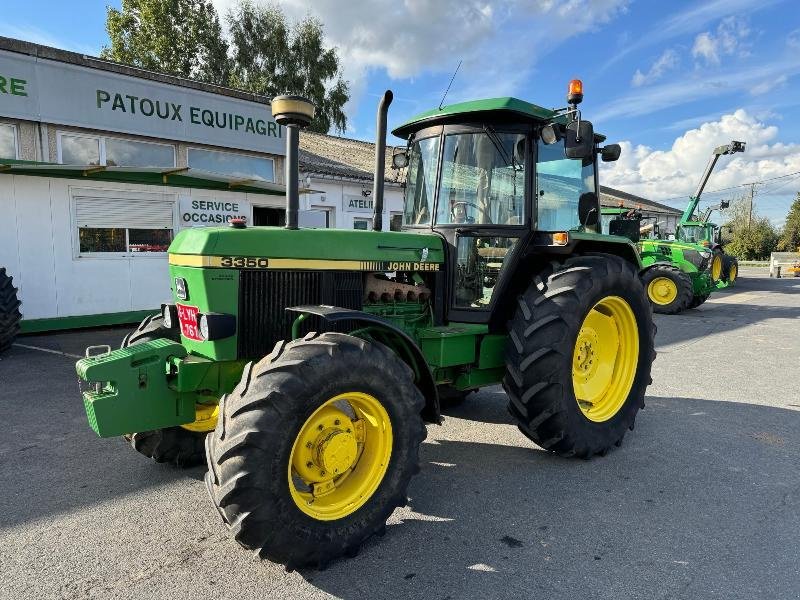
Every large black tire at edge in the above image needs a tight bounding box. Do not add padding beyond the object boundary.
[504,254,656,458]
[205,332,426,569]
[121,313,206,467]
[0,267,22,355]
[640,264,693,314]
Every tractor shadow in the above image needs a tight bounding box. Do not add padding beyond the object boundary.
[302,396,800,600]
[0,343,202,531]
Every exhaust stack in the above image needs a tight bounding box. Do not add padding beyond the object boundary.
[372,90,393,231]
[271,95,316,230]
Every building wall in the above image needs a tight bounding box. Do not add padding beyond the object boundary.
[303,177,405,231]
[0,173,280,321]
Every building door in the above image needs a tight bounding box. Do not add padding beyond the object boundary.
[253,206,285,226]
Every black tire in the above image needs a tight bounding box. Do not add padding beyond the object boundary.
[722,255,739,285]
[687,293,709,309]
[503,254,656,458]
[0,267,22,355]
[121,314,206,467]
[205,332,426,569]
[640,264,693,314]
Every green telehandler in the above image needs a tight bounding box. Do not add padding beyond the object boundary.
[76,81,656,568]
[602,207,715,313]
[675,140,746,286]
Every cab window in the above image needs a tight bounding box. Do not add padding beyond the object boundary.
[403,136,440,226]
[536,140,595,231]
[436,132,526,226]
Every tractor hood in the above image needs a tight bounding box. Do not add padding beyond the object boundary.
[168,226,445,265]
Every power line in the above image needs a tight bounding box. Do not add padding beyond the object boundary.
[655,169,800,204]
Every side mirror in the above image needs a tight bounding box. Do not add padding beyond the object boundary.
[564,120,594,159]
[540,123,562,145]
[600,144,621,162]
[392,149,409,169]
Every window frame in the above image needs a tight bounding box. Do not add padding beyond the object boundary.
[187,146,276,182]
[0,122,20,160]
[400,126,444,229]
[57,131,176,168]
[70,187,178,260]
[352,217,371,230]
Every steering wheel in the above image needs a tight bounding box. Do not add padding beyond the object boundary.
[451,201,491,224]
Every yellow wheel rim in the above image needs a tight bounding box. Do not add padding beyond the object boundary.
[711,255,722,281]
[288,392,393,521]
[572,296,639,423]
[647,277,678,305]
[180,403,219,433]
[729,263,737,282]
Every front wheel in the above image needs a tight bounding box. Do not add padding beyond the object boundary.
[504,254,655,458]
[205,332,426,569]
[723,256,739,285]
[641,264,693,314]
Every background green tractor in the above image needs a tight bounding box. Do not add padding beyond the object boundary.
[675,140,746,287]
[602,207,715,313]
[76,82,656,569]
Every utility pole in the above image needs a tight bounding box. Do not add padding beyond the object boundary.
[747,183,756,229]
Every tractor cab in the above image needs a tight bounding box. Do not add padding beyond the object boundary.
[390,83,624,324]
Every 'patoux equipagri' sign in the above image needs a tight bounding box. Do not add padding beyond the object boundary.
[0,49,284,155]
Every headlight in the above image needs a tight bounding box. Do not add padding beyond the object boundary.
[162,304,177,329]
[175,277,188,300]
[700,250,712,259]
[197,313,236,341]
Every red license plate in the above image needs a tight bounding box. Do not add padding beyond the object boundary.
[176,303,202,341]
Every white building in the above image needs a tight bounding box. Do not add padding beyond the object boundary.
[0,37,402,332]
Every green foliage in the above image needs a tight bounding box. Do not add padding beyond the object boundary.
[101,0,350,134]
[777,193,800,252]
[101,0,230,83]
[719,197,779,260]
[227,2,349,133]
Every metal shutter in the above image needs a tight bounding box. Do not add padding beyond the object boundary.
[74,196,174,229]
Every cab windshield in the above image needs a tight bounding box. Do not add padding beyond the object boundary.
[679,225,707,243]
[436,131,526,225]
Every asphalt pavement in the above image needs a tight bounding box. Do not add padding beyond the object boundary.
[1,267,799,600]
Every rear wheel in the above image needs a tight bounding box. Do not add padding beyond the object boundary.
[0,268,22,355]
[205,332,426,569]
[121,314,208,467]
[504,254,655,458]
[723,255,739,285]
[641,264,693,314]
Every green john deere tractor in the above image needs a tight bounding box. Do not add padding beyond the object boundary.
[675,140,746,287]
[76,82,656,569]
[602,207,716,313]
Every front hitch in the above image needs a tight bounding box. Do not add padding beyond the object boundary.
[76,339,195,437]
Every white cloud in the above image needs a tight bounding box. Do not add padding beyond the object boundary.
[602,0,777,71]
[787,28,800,49]
[750,74,788,96]
[691,16,751,66]
[632,48,679,87]
[594,58,800,122]
[601,110,800,207]
[212,0,629,126]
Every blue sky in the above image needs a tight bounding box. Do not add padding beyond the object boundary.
[3,0,800,224]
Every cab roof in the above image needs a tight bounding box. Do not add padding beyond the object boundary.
[392,97,558,139]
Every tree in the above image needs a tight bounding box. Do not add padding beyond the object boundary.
[719,197,779,260]
[227,2,349,134]
[778,192,800,252]
[102,0,230,84]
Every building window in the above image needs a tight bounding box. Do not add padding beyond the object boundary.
[188,147,274,181]
[58,132,175,167]
[353,218,371,230]
[0,123,19,159]
[74,192,175,256]
[390,213,403,231]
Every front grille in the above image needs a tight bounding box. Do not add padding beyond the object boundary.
[237,270,363,358]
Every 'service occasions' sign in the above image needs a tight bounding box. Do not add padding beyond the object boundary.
[179,195,250,227]
[0,49,284,155]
